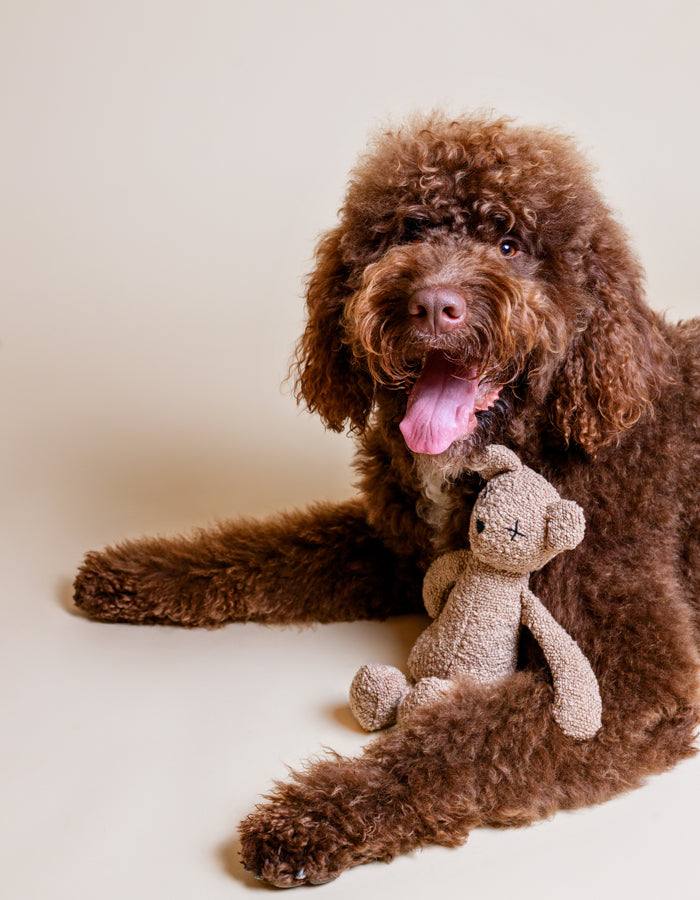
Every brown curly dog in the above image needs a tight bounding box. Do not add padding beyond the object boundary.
[73,114,700,887]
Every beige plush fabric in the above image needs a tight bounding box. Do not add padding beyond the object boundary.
[348,664,409,731]
[348,445,602,740]
[520,588,602,740]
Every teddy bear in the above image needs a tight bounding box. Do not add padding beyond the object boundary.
[349,445,602,741]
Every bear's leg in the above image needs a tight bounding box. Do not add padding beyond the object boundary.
[398,676,453,722]
[349,664,410,731]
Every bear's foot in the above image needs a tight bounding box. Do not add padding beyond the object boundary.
[348,664,409,731]
[398,676,453,722]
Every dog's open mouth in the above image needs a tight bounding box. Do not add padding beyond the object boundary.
[399,350,501,455]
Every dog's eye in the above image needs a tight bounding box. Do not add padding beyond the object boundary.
[499,238,520,258]
[476,519,486,533]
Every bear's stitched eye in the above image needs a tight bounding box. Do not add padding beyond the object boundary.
[476,519,486,533]
[499,237,520,258]
[506,520,526,540]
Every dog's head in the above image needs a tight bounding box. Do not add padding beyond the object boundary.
[293,115,669,457]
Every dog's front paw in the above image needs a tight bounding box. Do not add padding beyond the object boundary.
[239,794,352,888]
[73,540,196,624]
[73,537,252,627]
[73,549,148,622]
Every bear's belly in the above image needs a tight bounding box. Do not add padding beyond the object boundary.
[407,582,521,683]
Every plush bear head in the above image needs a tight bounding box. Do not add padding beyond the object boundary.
[467,445,585,575]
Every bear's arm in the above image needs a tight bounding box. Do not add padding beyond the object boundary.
[422,550,471,619]
[520,587,602,740]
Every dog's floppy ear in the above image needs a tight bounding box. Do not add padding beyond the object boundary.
[293,227,374,432]
[551,217,670,456]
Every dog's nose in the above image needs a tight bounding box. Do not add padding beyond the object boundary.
[408,287,466,335]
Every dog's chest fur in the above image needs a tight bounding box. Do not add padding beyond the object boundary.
[415,453,472,553]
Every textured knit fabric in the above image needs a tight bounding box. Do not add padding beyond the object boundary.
[348,444,602,740]
[348,664,410,731]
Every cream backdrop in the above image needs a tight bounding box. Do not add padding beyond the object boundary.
[2,2,698,898]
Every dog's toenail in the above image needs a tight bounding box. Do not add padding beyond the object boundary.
[295,867,306,880]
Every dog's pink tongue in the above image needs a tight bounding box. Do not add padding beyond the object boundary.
[400,353,480,455]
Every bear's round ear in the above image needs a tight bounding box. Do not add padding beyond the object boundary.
[469,444,522,480]
[545,500,586,552]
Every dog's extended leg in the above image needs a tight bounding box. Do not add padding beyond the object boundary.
[239,582,699,886]
[73,500,422,626]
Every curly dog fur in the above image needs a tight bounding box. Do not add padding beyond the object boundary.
[73,114,700,887]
